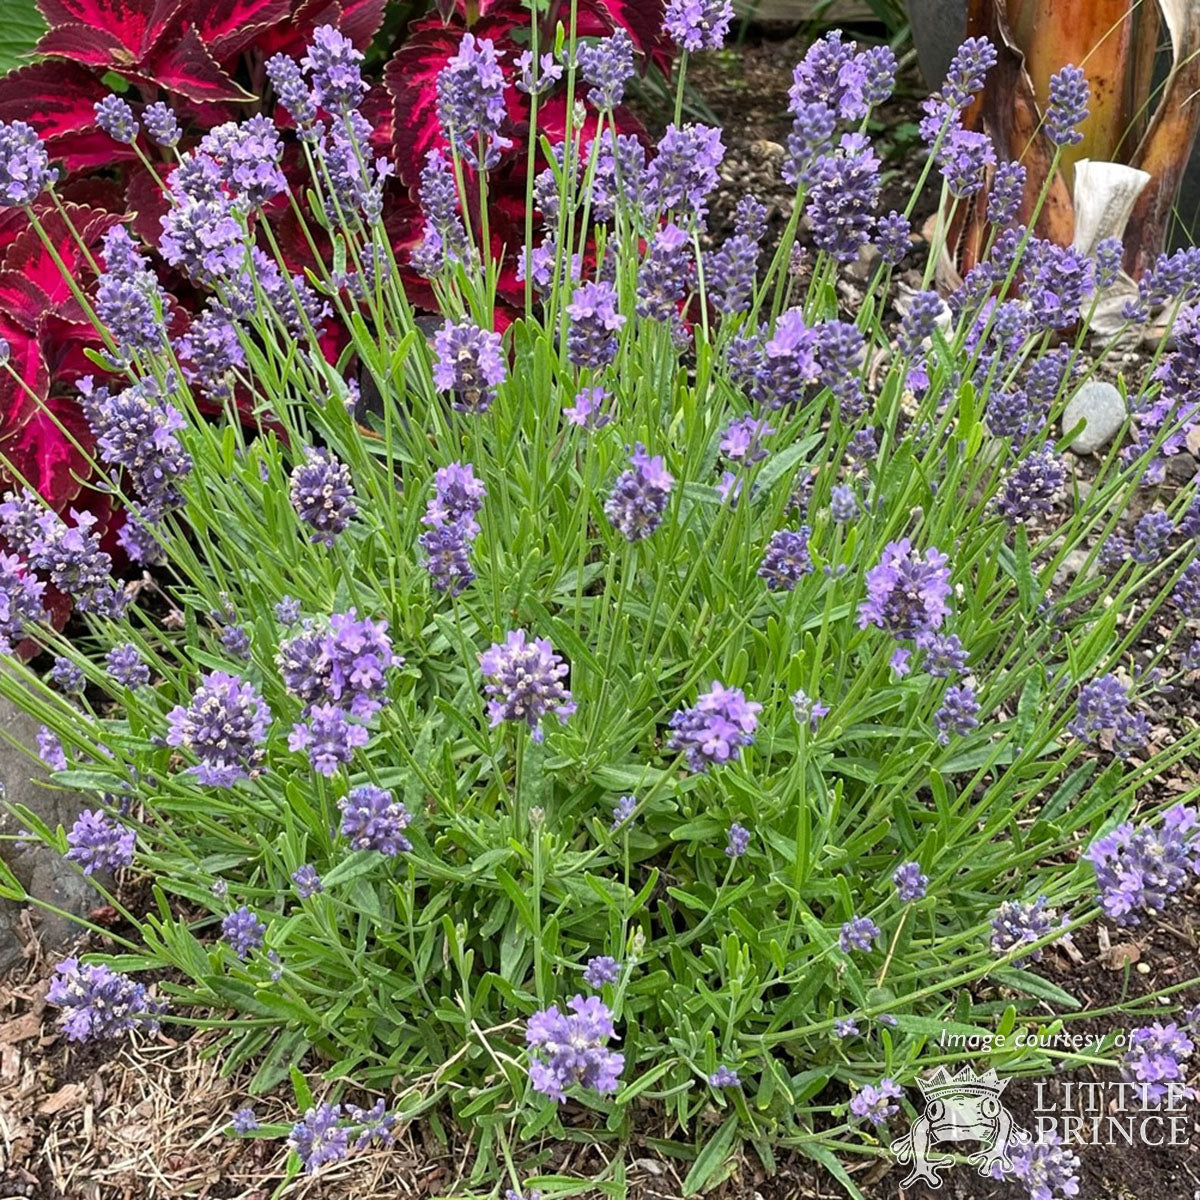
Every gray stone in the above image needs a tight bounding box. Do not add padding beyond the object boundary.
[0,691,97,967]
[1062,383,1127,455]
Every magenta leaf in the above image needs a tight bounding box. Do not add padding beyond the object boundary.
[187,0,293,61]
[37,0,188,58]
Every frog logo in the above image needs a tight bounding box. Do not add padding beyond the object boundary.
[892,1067,1028,1188]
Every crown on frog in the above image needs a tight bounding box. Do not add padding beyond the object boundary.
[917,1066,1009,1102]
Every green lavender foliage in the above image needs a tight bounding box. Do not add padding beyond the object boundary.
[0,19,1197,1197]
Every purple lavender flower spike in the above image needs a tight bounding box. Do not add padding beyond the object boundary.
[725,822,751,857]
[996,448,1065,524]
[437,33,511,168]
[27,508,123,615]
[758,527,813,591]
[989,895,1064,963]
[289,449,358,546]
[859,539,952,640]
[995,1133,1081,1199]
[892,862,928,903]
[47,958,164,1042]
[668,682,761,772]
[1131,510,1172,563]
[834,1018,859,1038]
[564,386,613,429]
[605,445,674,540]
[516,50,563,95]
[302,24,367,115]
[665,0,735,51]
[709,1065,741,1088]
[197,117,286,208]
[292,864,323,897]
[479,630,575,742]
[934,682,980,743]
[938,128,995,198]
[526,995,625,1102]
[231,1107,259,1134]
[790,689,830,731]
[165,671,270,787]
[875,211,911,265]
[1068,673,1148,756]
[289,704,370,776]
[37,726,67,771]
[0,120,57,205]
[987,160,1026,227]
[644,123,725,221]
[576,31,635,109]
[339,784,413,854]
[839,915,880,953]
[1085,804,1200,925]
[0,550,44,651]
[66,809,135,876]
[637,224,693,322]
[566,281,625,370]
[141,101,182,148]
[288,1103,349,1174]
[849,1078,902,1125]
[1122,1022,1195,1105]
[806,133,880,261]
[433,320,506,412]
[50,657,84,694]
[917,631,968,678]
[612,795,637,830]
[583,955,619,988]
[221,906,266,959]
[1045,64,1089,147]
[721,414,774,464]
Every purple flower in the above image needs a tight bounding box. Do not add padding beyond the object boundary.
[665,0,735,51]
[721,414,774,464]
[275,595,302,625]
[934,682,980,743]
[339,784,412,854]
[47,958,163,1042]
[0,550,44,651]
[1123,1022,1195,1105]
[292,864,323,897]
[437,33,511,168]
[830,485,858,523]
[479,630,576,742]
[566,281,625,370]
[37,726,67,771]
[433,320,506,412]
[839,915,880,953]
[790,689,830,731]
[1068,674,1148,756]
[221,906,266,959]
[612,795,637,830]
[93,228,168,360]
[892,862,928,903]
[583,955,619,988]
[346,1098,396,1150]
[758,527,813,591]
[105,642,150,689]
[289,449,357,546]
[858,539,951,640]
[988,160,1026,227]
[917,631,968,678]
[159,162,244,285]
[166,671,270,787]
[141,101,181,148]
[231,1107,259,1134]
[576,31,634,109]
[942,37,997,109]
[709,1065,741,1088]
[197,117,286,207]
[27,508,122,615]
[1085,804,1200,925]
[50,657,84,694]
[784,100,836,183]
[66,809,135,876]
[1095,235,1124,289]
[668,683,761,773]
[637,223,693,322]
[899,289,944,358]
[644,123,725,221]
[419,520,477,596]
[516,50,562,96]
[605,445,674,541]
[1131,510,1173,563]
[726,822,751,857]
[564,386,613,429]
[175,303,244,399]
[526,995,625,1102]
[302,24,366,115]
[0,120,57,205]
[806,133,880,261]
[758,308,822,405]
[289,704,370,775]
[997,448,1066,524]
[1045,64,1089,147]
[997,1133,1081,1200]
[990,896,1064,963]
[706,230,761,314]
[849,1078,901,1125]
[288,1102,349,1174]
[875,210,911,264]
[277,610,399,718]
[937,127,995,198]
[1024,240,1095,331]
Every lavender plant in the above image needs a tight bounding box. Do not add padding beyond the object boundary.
[1,15,1199,1198]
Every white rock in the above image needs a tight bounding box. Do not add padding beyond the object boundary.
[1062,382,1126,454]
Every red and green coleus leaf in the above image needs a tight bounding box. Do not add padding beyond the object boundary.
[37,0,187,59]
[253,0,387,57]
[183,0,292,61]
[0,387,96,511]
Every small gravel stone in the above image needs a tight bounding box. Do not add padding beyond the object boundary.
[1062,382,1126,454]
